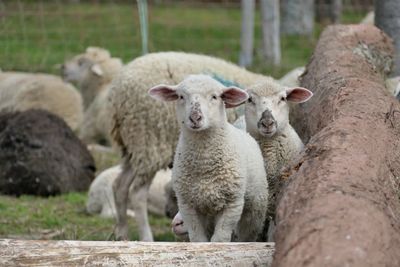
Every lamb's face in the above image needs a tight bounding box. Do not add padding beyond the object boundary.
[148,75,248,132]
[245,90,290,138]
[245,85,312,138]
[61,55,102,85]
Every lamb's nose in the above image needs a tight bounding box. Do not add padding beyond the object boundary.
[189,112,202,123]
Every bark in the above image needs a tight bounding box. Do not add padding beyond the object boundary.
[0,239,274,266]
[375,0,400,76]
[280,0,314,36]
[260,0,281,66]
[274,24,400,267]
[239,0,255,67]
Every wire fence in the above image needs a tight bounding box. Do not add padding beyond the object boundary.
[0,0,372,75]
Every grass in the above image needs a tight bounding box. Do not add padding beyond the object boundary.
[0,1,368,241]
[0,192,175,241]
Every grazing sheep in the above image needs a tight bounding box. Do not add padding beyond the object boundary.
[244,80,313,239]
[149,74,268,242]
[62,47,123,145]
[110,51,273,241]
[62,47,123,108]
[87,166,172,218]
[0,72,83,130]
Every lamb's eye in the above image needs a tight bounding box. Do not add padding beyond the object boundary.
[280,96,286,102]
[179,95,184,100]
[248,96,254,104]
[212,95,218,100]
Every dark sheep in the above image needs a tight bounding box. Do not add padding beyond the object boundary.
[0,109,95,196]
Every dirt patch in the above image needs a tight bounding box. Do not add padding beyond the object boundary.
[273,24,400,267]
[0,109,95,196]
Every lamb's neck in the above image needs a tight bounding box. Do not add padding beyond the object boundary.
[180,123,230,150]
[255,125,302,177]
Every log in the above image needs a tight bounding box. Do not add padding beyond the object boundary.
[0,239,275,266]
[274,24,400,267]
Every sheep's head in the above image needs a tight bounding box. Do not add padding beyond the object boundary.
[148,74,248,132]
[245,82,312,138]
[61,47,113,85]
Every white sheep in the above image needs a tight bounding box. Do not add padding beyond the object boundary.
[149,74,268,242]
[0,72,83,130]
[278,66,305,87]
[385,76,400,98]
[86,165,172,218]
[109,51,274,241]
[244,80,313,240]
[62,47,123,145]
[62,46,123,108]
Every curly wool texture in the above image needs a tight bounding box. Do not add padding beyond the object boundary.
[166,76,268,242]
[109,51,273,178]
[0,72,83,130]
[246,82,304,219]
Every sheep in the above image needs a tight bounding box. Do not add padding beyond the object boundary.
[244,80,313,239]
[148,74,269,242]
[87,165,172,218]
[109,51,273,241]
[0,72,83,131]
[278,66,305,87]
[62,47,123,145]
[385,76,400,99]
[62,47,123,108]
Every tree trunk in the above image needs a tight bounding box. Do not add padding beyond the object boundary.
[239,0,255,67]
[280,0,314,36]
[260,0,281,66]
[0,239,275,266]
[274,24,400,267]
[375,0,400,76]
[316,0,342,24]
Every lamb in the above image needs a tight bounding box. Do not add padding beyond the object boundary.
[62,47,123,145]
[86,165,172,218]
[0,72,83,130]
[244,80,313,239]
[148,74,268,242]
[109,51,274,241]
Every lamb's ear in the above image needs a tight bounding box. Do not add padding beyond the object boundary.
[91,64,103,76]
[286,87,313,103]
[148,84,179,101]
[221,87,249,108]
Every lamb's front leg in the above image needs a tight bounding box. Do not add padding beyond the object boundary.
[211,199,244,242]
[179,203,208,242]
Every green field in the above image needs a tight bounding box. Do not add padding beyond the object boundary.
[0,1,368,241]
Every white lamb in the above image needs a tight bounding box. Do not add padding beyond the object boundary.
[149,74,268,242]
[86,165,172,218]
[244,80,313,239]
[0,72,83,130]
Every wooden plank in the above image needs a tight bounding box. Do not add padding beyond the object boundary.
[0,239,275,267]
